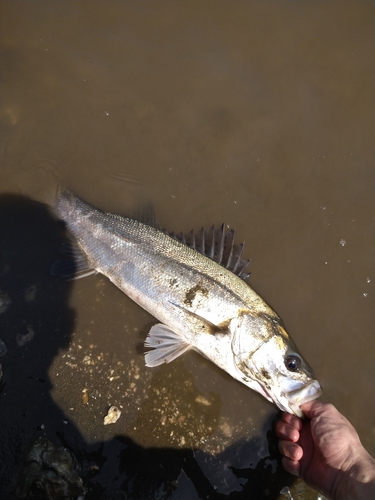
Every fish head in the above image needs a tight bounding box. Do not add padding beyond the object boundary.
[232,315,322,417]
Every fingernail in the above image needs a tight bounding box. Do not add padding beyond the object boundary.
[288,466,299,477]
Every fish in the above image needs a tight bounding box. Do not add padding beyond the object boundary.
[52,189,322,417]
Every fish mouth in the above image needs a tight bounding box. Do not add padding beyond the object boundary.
[284,380,322,417]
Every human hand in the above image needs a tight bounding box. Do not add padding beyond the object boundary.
[275,399,375,500]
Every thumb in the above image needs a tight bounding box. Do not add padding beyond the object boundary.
[300,398,327,419]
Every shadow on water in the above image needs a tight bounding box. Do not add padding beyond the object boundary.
[0,194,297,499]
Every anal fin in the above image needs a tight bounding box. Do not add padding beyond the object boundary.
[144,324,192,367]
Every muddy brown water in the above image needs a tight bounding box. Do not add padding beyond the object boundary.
[0,2,374,499]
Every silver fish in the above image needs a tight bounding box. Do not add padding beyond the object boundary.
[53,190,322,417]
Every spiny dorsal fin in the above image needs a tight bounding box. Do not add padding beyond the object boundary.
[168,224,251,281]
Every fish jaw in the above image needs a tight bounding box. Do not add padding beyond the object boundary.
[283,379,323,417]
[262,376,322,417]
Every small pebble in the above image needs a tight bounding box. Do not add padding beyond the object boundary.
[103,406,121,425]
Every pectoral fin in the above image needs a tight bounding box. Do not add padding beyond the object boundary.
[144,324,192,367]
[170,302,229,335]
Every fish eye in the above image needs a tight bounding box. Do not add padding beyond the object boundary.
[285,354,301,372]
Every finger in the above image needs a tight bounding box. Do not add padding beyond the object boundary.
[274,420,300,442]
[278,440,303,461]
[281,456,300,476]
[280,412,303,431]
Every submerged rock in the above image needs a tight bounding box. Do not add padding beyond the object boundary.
[100,489,127,499]
[0,338,7,357]
[0,290,11,314]
[13,435,86,499]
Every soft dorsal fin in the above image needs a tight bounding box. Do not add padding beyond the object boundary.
[167,224,251,281]
[133,202,161,229]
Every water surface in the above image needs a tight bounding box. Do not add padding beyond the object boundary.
[0,2,374,499]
